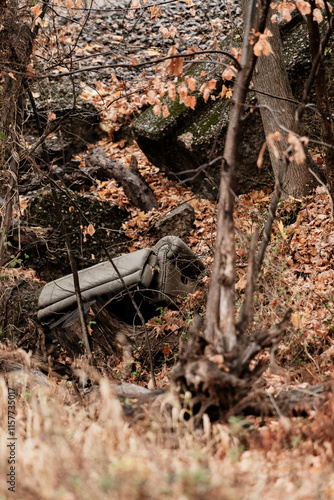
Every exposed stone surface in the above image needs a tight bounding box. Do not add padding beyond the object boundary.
[0,277,42,350]
[154,203,195,238]
[132,16,324,198]
[25,79,102,164]
[14,187,129,281]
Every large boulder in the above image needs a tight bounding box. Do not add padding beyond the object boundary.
[25,78,102,164]
[132,16,319,198]
[12,187,129,281]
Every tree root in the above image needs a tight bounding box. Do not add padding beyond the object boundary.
[170,310,294,423]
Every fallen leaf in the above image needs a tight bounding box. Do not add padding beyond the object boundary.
[31,3,42,19]
[87,224,95,237]
[277,220,287,240]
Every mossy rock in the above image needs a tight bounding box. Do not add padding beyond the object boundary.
[133,75,270,197]
[18,187,129,281]
[132,15,321,197]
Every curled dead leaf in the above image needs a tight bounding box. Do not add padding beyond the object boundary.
[222,66,237,81]
[185,76,196,92]
[168,81,176,101]
[166,46,183,76]
[253,33,272,57]
[257,141,267,169]
[296,0,311,15]
[178,82,188,104]
[184,95,196,109]
[266,131,281,159]
[313,8,323,23]
[87,223,95,237]
[288,132,306,165]
[31,3,42,19]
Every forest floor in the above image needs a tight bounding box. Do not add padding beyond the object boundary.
[1,1,334,499]
[1,137,334,500]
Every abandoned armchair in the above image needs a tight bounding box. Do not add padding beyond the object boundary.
[37,236,205,328]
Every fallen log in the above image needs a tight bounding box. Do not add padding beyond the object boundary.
[85,148,158,212]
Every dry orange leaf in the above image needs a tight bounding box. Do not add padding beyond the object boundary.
[31,3,42,18]
[184,95,196,109]
[254,33,272,57]
[185,76,197,91]
[147,90,158,105]
[168,82,176,101]
[288,132,306,165]
[153,103,161,115]
[20,199,28,215]
[178,82,188,104]
[277,220,287,240]
[208,79,217,90]
[167,46,183,76]
[222,66,236,81]
[296,0,311,15]
[162,344,171,356]
[313,8,323,23]
[87,224,95,237]
[199,83,211,102]
[162,104,170,118]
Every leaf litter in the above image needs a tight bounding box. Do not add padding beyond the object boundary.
[2,1,334,498]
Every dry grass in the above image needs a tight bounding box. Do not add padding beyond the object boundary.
[2,157,334,498]
[1,361,334,500]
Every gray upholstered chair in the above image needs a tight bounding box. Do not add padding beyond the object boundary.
[37,236,204,324]
[151,236,205,303]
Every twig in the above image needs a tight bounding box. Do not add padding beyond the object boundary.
[237,227,259,333]
[50,185,93,360]
[26,80,94,362]
[10,50,241,79]
[256,155,286,272]
[204,0,271,352]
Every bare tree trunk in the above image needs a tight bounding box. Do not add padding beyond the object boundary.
[0,1,33,263]
[251,12,317,197]
[307,3,334,210]
[204,0,271,352]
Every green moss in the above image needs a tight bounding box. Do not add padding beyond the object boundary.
[134,95,188,138]
[177,98,230,149]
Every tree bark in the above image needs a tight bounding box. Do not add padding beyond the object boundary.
[0,1,33,263]
[204,0,271,352]
[307,4,334,211]
[251,11,317,198]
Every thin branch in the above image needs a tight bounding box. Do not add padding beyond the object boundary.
[46,175,157,388]
[14,50,241,79]
[237,227,259,333]
[204,0,272,352]
[25,76,94,361]
[256,155,287,271]
[295,3,333,126]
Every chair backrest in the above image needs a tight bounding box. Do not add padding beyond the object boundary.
[37,248,156,321]
[37,236,205,322]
